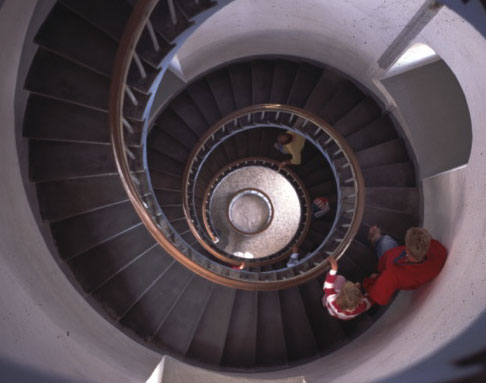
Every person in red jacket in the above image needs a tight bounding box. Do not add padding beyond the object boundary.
[363,226,447,306]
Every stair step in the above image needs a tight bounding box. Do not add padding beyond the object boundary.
[23,94,129,145]
[153,276,214,355]
[119,262,193,340]
[355,138,408,169]
[229,63,253,109]
[304,69,342,114]
[50,200,141,260]
[149,127,191,161]
[154,190,184,206]
[154,109,199,150]
[206,69,236,116]
[187,79,222,125]
[287,63,322,108]
[252,60,274,104]
[221,290,259,367]
[269,60,299,104]
[36,3,118,78]
[186,286,237,365]
[147,148,185,175]
[91,245,173,319]
[29,140,118,182]
[319,81,364,124]
[170,93,210,138]
[69,224,155,292]
[60,0,131,41]
[333,96,381,137]
[362,162,416,187]
[365,187,420,215]
[256,290,288,366]
[279,286,318,361]
[150,170,182,192]
[150,0,192,42]
[26,48,110,111]
[36,174,128,222]
[345,115,397,152]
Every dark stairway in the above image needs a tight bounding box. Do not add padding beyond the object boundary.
[22,1,420,372]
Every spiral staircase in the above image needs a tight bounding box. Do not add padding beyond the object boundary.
[22,0,421,372]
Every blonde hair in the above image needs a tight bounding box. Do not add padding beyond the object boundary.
[405,227,431,261]
[335,281,363,311]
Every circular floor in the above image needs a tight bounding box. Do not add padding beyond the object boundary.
[208,166,301,258]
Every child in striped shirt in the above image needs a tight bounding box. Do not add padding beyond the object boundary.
[322,256,372,320]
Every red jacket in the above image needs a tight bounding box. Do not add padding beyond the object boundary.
[363,239,447,305]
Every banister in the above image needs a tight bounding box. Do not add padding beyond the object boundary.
[109,0,365,290]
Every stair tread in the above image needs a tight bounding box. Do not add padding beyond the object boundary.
[186,286,237,365]
[252,60,274,105]
[269,60,299,104]
[279,286,318,361]
[287,63,322,108]
[206,69,236,116]
[222,290,259,367]
[150,0,192,42]
[256,290,288,366]
[365,187,420,216]
[91,245,173,319]
[153,276,215,356]
[119,262,193,340]
[29,140,119,182]
[319,81,365,124]
[345,115,398,152]
[362,162,416,187]
[50,200,141,260]
[333,96,382,137]
[36,174,128,222]
[69,224,155,292]
[229,63,253,109]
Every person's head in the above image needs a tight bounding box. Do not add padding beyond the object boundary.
[277,133,293,145]
[405,227,431,262]
[336,281,363,311]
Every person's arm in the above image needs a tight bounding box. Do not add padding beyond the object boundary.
[365,271,398,305]
[324,256,339,297]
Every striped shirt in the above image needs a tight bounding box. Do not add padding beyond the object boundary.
[323,269,372,320]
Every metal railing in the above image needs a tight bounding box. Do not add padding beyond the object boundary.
[109,0,365,290]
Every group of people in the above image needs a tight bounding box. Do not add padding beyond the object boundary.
[323,226,447,320]
[275,130,448,320]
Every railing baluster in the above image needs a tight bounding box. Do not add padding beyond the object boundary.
[167,0,178,24]
[146,20,160,52]
[125,86,139,106]
[133,53,147,79]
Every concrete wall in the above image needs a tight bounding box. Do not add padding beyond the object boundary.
[1,0,485,383]
[382,59,472,179]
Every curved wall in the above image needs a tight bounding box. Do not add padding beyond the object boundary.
[0,0,485,382]
[174,2,486,383]
[0,1,160,382]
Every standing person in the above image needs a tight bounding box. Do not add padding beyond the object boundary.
[364,226,447,305]
[273,131,305,169]
[322,256,373,320]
